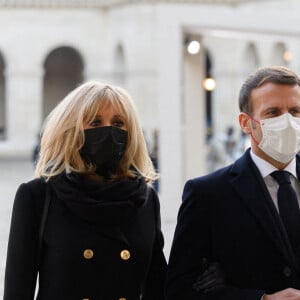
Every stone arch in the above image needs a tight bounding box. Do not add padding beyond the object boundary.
[114,43,126,86]
[0,52,6,140]
[43,46,84,119]
[243,42,259,76]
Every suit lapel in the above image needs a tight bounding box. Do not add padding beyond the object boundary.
[230,150,296,267]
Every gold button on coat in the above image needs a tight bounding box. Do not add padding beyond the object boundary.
[83,249,94,259]
[120,249,130,260]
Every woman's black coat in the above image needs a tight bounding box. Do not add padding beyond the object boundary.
[4,174,167,300]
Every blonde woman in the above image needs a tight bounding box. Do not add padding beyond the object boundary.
[4,82,167,300]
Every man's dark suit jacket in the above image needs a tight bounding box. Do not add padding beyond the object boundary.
[166,149,300,300]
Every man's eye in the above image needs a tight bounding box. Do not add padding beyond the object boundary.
[266,111,277,117]
[290,109,300,116]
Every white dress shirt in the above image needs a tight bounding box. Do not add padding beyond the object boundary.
[250,150,300,211]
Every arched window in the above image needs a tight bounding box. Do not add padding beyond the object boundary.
[0,53,6,140]
[273,42,289,66]
[243,42,259,76]
[114,44,126,86]
[43,46,84,119]
[204,50,214,141]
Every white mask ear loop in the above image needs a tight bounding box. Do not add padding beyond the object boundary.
[246,113,260,145]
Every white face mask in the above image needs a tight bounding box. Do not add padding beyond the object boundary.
[258,113,300,163]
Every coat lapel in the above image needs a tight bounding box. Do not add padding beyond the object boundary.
[294,155,300,261]
[229,150,296,267]
[93,226,130,246]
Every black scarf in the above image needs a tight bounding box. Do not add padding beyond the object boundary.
[49,172,149,225]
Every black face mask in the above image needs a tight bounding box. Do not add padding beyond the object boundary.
[80,126,128,178]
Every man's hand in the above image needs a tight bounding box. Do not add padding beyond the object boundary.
[263,288,300,300]
[192,261,225,293]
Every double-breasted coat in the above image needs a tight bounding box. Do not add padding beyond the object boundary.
[166,149,300,300]
[4,173,166,300]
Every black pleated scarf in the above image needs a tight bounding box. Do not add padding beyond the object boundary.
[49,172,149,225]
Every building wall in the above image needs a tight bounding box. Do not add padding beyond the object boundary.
[0,0,300,220]
[0,8,109,156]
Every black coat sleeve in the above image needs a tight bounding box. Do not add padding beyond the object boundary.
[4,182,42,300]
[166,179,265,300]
[142,187,167,300]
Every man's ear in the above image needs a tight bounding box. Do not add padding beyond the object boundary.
[239,113,252,134]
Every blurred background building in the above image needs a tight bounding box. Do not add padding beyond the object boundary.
[0,0,300,221]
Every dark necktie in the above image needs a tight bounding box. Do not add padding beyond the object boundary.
[271,170,300,251]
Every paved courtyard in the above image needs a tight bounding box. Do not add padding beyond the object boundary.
[0,158,176,297]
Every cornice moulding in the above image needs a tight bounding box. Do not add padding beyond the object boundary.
[0,0,273,9]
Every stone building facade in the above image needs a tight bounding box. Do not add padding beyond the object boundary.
[0,0,300,217]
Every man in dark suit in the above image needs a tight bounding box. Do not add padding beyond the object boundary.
[166,66,300,300]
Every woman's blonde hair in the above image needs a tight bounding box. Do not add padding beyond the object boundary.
[35,81,158,182]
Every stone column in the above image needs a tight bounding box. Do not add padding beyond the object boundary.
[157,15,183,220]
[1,67,43,158]
[183,47,206,179]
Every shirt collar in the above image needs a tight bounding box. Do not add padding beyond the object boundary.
[250,150,297,179]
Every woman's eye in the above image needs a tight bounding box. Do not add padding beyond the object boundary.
[90,119,101,127]
[113,120,125,128]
